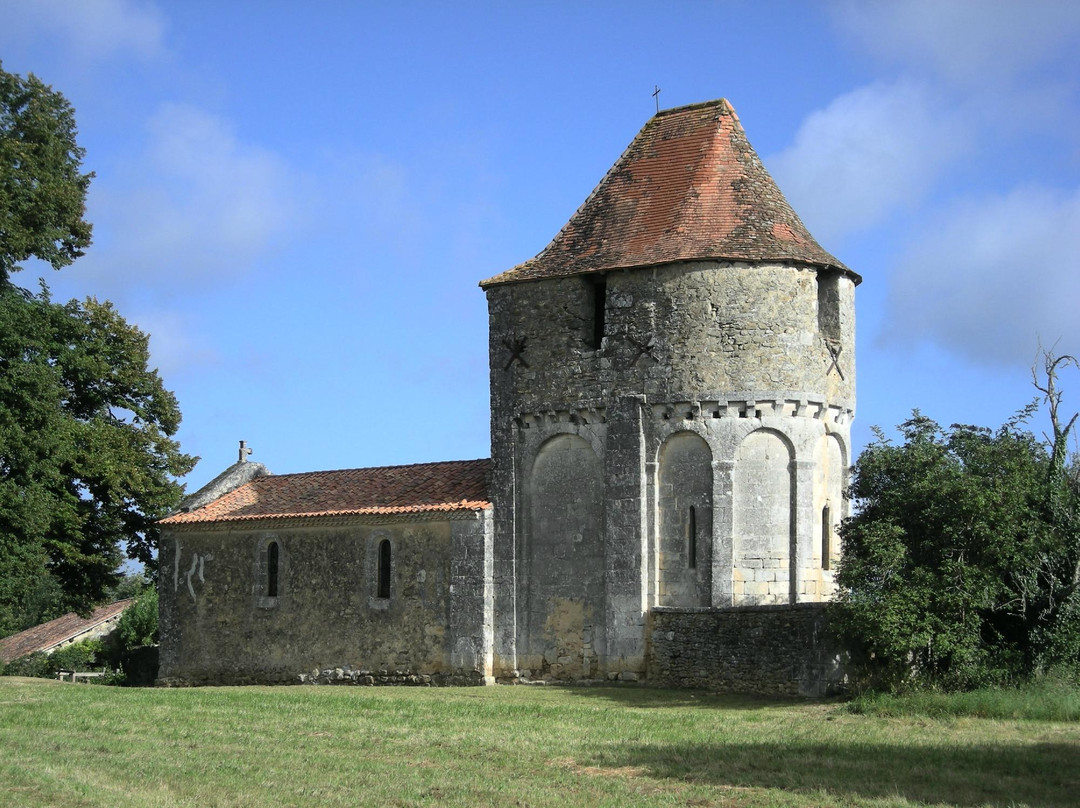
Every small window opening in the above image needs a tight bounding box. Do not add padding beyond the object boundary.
[267,541,279,597]
[377,539,392,598]
[817,271,841,342]
[688,506,697,569]
[821,505,832,570]
[589,275,606,349]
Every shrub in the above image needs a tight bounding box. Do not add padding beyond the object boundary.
[833,403,1080,691]
[2,651,50,678]
[2,637,106,679]
[49,638,104,673]
[116,585,157,649]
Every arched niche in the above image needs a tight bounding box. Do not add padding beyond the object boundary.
[656,431,712,606]
[732,429,793,605]
[523,433,603,679]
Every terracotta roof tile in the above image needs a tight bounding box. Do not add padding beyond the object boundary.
[1,599,132,664]
[160,458,492,525]
[481,99,856,287]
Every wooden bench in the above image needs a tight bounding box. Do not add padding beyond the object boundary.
[55,670,108,683]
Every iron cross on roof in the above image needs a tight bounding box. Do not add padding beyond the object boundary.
[653,85,661,114]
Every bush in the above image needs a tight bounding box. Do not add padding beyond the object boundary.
[116,585,157,649]
[833,406,1080,691]
[2,637,106,680]
[2,651,50,678]
[49,638,104,673]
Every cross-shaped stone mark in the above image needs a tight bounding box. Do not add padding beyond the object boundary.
[824,339,845,380]
[627,334,656,366]
[502,335,529,370]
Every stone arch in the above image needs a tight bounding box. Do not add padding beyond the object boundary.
[522,433,603,679]
[656,430,712,606]
[732,428,794,605]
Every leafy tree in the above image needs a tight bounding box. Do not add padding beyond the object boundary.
[0,286,196,636]
[834,357,1080,690]
[0,65,194,637]
[0,61,93,284]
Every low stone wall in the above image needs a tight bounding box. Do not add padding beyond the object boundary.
[647,604,847,697]
[299,666,490,687]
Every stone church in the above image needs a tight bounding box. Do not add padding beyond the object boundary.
[158,99,857,695]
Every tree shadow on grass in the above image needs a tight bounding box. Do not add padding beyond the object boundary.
[587,738,1080,807]
[553,684,818,711]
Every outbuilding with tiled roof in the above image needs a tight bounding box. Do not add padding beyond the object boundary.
[1,600,132,665]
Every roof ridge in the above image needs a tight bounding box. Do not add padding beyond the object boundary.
[654,97,734,118]
[261,457,491,480]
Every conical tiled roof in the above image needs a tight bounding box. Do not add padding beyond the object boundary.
[481,99,855,287]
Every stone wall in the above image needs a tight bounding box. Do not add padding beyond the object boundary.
[646,604,847,697]
[157,510,493,686]
[486,260,855,412]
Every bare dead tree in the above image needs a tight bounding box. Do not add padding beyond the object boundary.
[1032,346,1079,469]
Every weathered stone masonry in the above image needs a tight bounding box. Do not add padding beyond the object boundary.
[648,605,846,697]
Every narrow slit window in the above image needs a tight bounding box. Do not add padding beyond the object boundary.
[377,539,392,599]
[821,505,831,570]
[688,505,697,569]
[590,275,606,349]
[267,541,279,597]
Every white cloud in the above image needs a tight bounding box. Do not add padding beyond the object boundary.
[1,0,165,62]
[768,80,968,245]
[831,0,1080,87]
[76,103,299,293]
[886,186,1080,366]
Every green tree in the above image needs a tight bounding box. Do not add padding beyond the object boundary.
[0,65,194,637]
[834,360,1080,690]
[0,61,93,284]
[0,286,196,636]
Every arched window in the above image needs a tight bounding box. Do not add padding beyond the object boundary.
[266,541,279,597]
[688,505,697,569]
[377,539,391,599]
[821,505,832,571]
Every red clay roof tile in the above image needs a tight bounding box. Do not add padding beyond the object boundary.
[0,599,132,663]
[160,458,492,525]
[481,99,855,287]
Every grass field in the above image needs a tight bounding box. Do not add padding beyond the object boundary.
[1,678,1077,808]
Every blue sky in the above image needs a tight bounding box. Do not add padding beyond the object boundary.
[1,0,1079,493]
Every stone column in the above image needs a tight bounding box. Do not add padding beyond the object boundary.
[489,413,518,678]
[601,395,648,677]
[711,459,735,607]
[792,459,817,603]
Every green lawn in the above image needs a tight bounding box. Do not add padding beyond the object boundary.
[0,678,1077,807]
